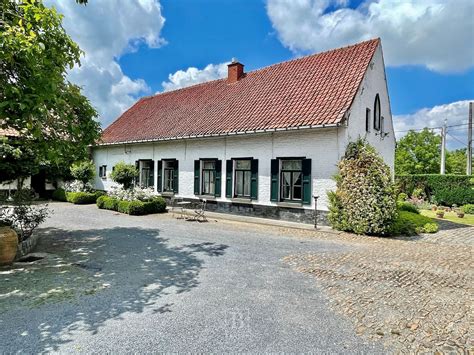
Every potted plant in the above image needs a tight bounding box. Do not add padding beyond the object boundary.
[431,205,437,211]
[444,207,450,212]
[457,211,465,218]
[0,212,18,266]
[436,210,445,218]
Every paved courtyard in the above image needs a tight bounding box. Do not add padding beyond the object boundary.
[0,203,472,353]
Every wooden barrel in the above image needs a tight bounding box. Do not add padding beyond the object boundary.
[0,227,18,266]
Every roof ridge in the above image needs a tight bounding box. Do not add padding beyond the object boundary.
[141,38,380,100]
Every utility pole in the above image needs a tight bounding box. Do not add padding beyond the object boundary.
[440,119,447,175]
[467,102,472,175]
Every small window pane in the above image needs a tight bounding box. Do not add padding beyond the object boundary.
[164,160,174,169]
[293,185,302,200]
[236,170,244,196]
[282,171,291,199]
[203,161,215,169]
[243,170,251,196]
[282,160,302,170]
[235,160,251,170]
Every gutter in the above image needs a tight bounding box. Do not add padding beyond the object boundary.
[94,122,342,147]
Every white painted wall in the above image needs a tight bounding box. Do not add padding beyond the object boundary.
[93,129,341,211]
[339,43,396,173]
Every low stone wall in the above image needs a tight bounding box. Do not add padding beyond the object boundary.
[16,233,41,260]
[165,197,329,226]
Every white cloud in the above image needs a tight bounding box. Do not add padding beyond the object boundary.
[393,100,473,149]
[161,63,229,92]
[266,0,474,73]
[46,0,166,126]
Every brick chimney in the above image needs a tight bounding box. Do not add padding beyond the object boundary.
[227,58,244,83]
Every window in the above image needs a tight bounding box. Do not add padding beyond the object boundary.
[201,160,216,195]
[163,160,175,192]
[281,160,303,201]
[365,108,371,132]
[373,94,381,131]
[138,160,154,188]
[234,159,252,197]
[99,165,107,179]
[381,116,385,135]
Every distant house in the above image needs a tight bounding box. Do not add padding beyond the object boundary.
[92,38,395,224]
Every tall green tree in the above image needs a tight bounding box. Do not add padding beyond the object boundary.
[0,0,100,183]
[395,129,441,175]
[446,148,467,175]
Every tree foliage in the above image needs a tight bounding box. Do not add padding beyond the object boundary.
[110,162,139,190]
[0,0,101,183]
[328,139,397,235]
[70,160,96,184]
[446,148,467,175]
[395,129,441,175]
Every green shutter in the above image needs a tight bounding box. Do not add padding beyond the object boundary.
[194,160,200,195]
[270,159,279,202]
[302,158,312,205]
[173,160,179,193]
[157,160,162,192]
[149,160,155,188]
[226,160,233,198]
[215,160,222,197]
[134,160,139,187]
[250,159,258,200]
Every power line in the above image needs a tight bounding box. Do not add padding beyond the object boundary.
[394,123,469,133]
[446,132,468,147]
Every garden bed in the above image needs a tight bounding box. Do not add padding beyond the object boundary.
[96,195,166,215]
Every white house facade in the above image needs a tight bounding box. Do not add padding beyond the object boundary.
[92,39,395,224]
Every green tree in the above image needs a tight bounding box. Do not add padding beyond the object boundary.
[328,139,397,235]
[446,148,467,175]
[110,162,139,190]
[70,160,96,185]
[0,0,100,183]
[395,129,441,174]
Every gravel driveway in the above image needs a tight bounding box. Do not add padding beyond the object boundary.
[0,203,383,353]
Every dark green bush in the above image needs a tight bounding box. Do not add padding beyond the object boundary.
[98,196,166,215]
[96,195,107,209]
[389,211,438,236]
[462,204,474,214]
[110,162,138,189]
[434,188,474,206]
[128,200,146,215]
[145,197,167,214]
[52,188,67,202]
[66,191,105,204]
[396,174,472,200]
[397,201,419,214]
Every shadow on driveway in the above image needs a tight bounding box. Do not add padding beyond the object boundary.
[0,226,228,353]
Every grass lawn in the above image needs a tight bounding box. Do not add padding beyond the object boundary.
[421,210,474,226]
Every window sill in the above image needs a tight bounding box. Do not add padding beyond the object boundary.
[161,192,175,197]
[196,195,216,200]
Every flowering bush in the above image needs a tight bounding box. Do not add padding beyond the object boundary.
[328,139,397,235]
[63,180,94,193]
[108,186,156,202]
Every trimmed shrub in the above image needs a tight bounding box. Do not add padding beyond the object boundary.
[66,191,105,204]
[104,197,119,211]
[389,211,438,236]
[117,200,130,214]
[397,201,419,214]
[396,174,472,200]
[434,188,474,206]
[128,200,146,215]
[328,139,397,235]
[462,204,474,214]
[52,188,67,202]
[110,162,138,189]
[70,160,96,185]
[96,195,107,209]
[145,197,167,214]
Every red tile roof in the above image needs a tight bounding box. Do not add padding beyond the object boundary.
[101,38,380,144]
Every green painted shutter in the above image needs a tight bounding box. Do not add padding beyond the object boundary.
[134,160,139,187]
[250,159,258,200]
[194,160,200,195]
[157,160,162,192]
[173,160,179,193]
[302,158,312,205]
[215,160,222,197]
[225,160,233,198]
[270,159,279,202]
[148,160,155,188]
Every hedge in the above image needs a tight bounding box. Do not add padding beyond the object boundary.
[396,174,473,206]
[434,188,474,207]
[97,196,166,215]
[389,211,438,236]
[66,191,105,204]
[462,204,474,214]
[52,188,67,202]
[396,201,419,214]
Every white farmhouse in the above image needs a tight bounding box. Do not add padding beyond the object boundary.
[92,38,395,224]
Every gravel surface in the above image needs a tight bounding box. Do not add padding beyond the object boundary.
[0,202,384,353]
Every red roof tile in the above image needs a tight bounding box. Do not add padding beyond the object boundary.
[101,38,380,144]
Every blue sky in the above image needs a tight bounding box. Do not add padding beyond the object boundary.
[49,0,474,149]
